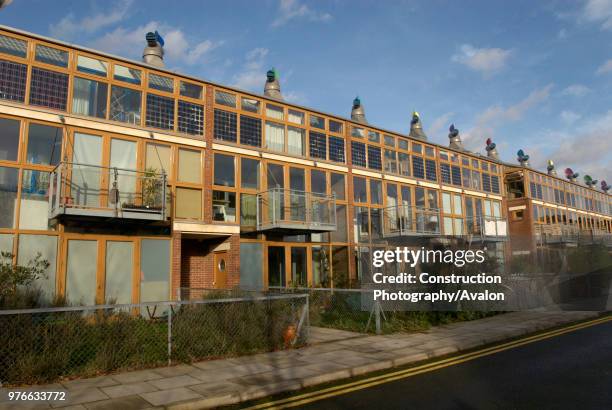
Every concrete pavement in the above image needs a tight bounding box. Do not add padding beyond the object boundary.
[0,311,599,410]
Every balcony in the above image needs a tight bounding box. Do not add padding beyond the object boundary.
[382,205,441,237]
[464,216,508,242]
[535,224,579,245]
[49,162,167,222]
[256,188,336,232]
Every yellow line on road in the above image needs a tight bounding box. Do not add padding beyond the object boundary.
[245,315,611,409]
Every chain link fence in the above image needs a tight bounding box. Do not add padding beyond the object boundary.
[0,294,308,385]
[268,287,495,335]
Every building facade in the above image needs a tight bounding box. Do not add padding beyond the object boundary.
[0,26,609,305]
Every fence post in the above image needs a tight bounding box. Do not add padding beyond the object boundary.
[375,301,382,335]
[305,295,310,342]
[167,305,173,366]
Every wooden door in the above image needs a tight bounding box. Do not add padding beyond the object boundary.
[214,251,228,289]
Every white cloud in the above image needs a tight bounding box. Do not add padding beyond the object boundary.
[271,0,332,28]
[231,48,270,91]
[462,85,553,150]
[561,84,591,97]
[596,59,612,74]
[451,44,513,75]
[427,112,454,141]
[90,22,222,66]
[582,0,612,30]
[560,110,581,125]
[49,0,133,40]
[540,110,612,180]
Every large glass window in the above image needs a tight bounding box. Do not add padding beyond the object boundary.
[29,67,68,110]
[180,81,203,99]
[351,141,366,167]
[26,123,62,166]
[451,166,462,186]
[215,90,236,107]
[77,55,107,77]
[288,126,305,156]
[241,97,260,113]
[178,100,204,135]
[110,85,141,125]
[370,180,382,204]
[114,65,141,85]
[309,132,327,159]
[288,109,304,124]
[109,138,137,206]
[66,240,97,305]
[214,109,237,142]
[331,205,347,242]
[328,136,345,163]
[71,133,102,207]
[384,149,397,174]
[240,115,262,147]
[146,93,174,130]
[178,149,201,183]
[212,190,236,222]
[0,34,27,58]
[214,153,235,187]
[35,45,68,67]
[19,170,50,230]
[329,120,343,134]
[0,166,18,228]
[72,77,107,119]
[265,121,285,152]
[367,146,382,170]
[0,118,20,161]
[145,143,171,175]
[175,188,201,219]
[331,173,345,200]
[398,152,410,176]
[353,176,367,203]
[266,104,284,120]
[412,156,425,179]
[148,73,174,93]
[440,164,451,184]
[0,59,27,102]
[105,241,133,304]
[241,157,259,190]
[311,169,327,194]
[140,239,170,302]
[310,115,325,129]
[425,159,437,181]
[17,235,57,303]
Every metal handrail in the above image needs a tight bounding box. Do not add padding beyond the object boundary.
[464,215,508,238]
[382,205,441,236]
[256,187,336,230]
[49,162,167,220]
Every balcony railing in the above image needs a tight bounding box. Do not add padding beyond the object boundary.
[49,162,167,222]
[256,188,336,232]
[382,205,441,237]
[464,215,508,241]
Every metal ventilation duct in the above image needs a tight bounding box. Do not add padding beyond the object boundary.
[409,112,427,141]
[143,31,164,68]
[547,160,557,176]
[448,124,464,150]
[351,97,367,124]
[264,68,283,100]
[485,138,499,160]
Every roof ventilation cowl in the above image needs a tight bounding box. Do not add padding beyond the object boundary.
[409,112,427,141]
[564,168,579,182]
[264,68,283,100]
[142,31,165,68]
[485,138,499,160]
[351,96,367,124]
[547,160,557,176]
[517,149,530,167]
[448,124,464,150]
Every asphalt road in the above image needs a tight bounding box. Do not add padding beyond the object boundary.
[296,319,612,410]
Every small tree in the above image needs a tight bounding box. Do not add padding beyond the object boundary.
[0,252,50,306]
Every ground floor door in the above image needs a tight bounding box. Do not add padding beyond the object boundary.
[213,251,228,289]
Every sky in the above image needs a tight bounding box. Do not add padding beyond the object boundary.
[1,0,611,184]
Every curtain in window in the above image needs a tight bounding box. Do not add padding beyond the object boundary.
[72,78,91,116]
[72,133,102,207]
[287,127,304,155]
[265,122,285,152]
[109,139,137,207]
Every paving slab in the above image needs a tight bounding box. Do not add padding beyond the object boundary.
[83,395,154,410]
[148,375,201,390]
[139,387,202,407]
[100,382,158,399]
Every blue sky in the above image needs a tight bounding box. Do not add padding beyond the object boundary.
[1,0,611,183]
